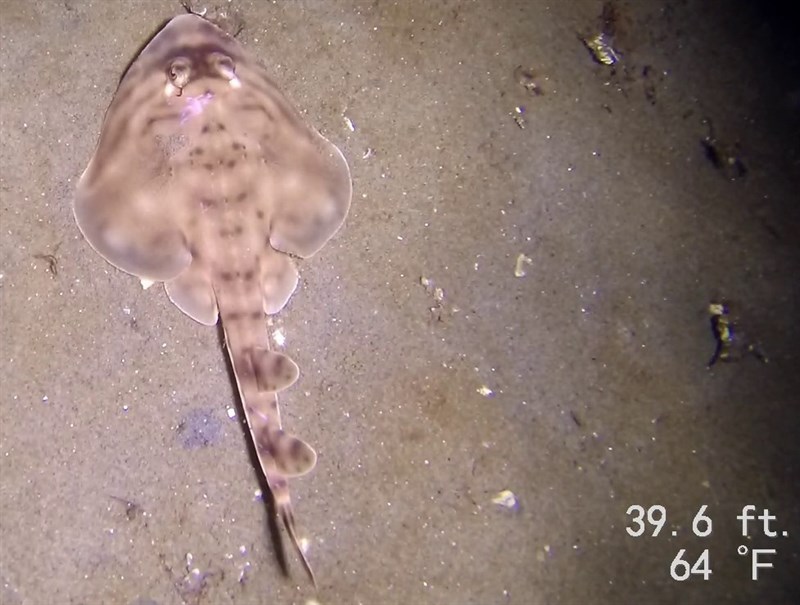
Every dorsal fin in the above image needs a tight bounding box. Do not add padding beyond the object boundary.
[252,349,299,392]
[255,427,317,478]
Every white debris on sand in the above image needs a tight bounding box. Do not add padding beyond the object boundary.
[514,253,532,277]
[492,489,519,509]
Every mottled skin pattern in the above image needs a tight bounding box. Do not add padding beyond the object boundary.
[74,14,352,585]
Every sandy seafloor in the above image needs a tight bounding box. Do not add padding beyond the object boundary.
[1,1,799,604]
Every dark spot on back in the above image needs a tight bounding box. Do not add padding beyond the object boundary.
[203,163,214,172]
[201,124,211,134]
[236,192,247,203]
[251,311,262,321]
[290,439,305,459]
[226,159,236,169]
[220,271,233,281]
[232,141,245,151]
[256,210,264,220]
[243,269,254,281]
[273,355,286,374]
[235,354,254,380]
[232,225,243,236]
